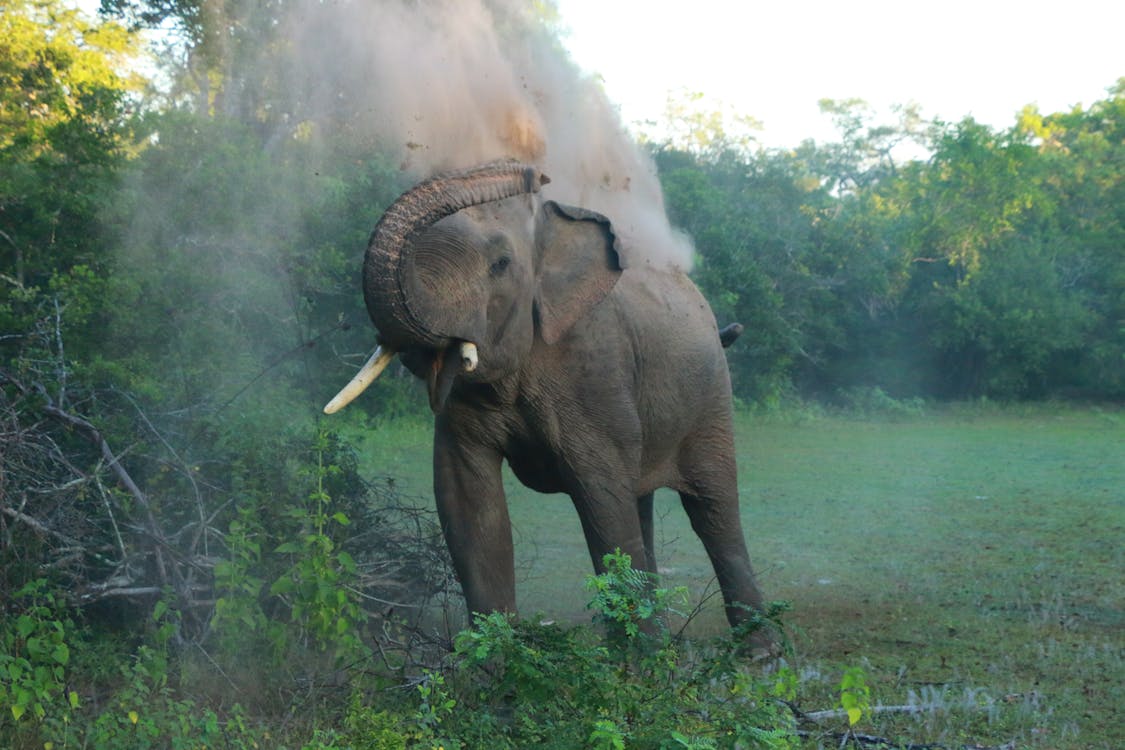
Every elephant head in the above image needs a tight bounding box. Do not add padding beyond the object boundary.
[325,160,624,414]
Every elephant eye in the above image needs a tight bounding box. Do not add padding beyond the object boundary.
[489,256,511,277]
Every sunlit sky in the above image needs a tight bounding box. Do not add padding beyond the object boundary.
[553,0,1124,147]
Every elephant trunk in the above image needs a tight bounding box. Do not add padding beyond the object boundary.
[363,160,550,348]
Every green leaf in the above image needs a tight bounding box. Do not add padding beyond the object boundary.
[11,703,25,721]
[331,511,350,526]
[15,688,32,710]
[846,707,862,725]
[16,616,36,639]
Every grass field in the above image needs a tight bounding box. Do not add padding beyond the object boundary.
[350,404,1124,749]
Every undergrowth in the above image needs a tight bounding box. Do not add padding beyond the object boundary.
[4,408,1118,748]
[1,549,799,749]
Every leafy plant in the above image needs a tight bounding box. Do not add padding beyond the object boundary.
[212,502,288,656]
[77,645,264,750]
[339,690,409,750]
[269,430,369,663]
[0,580,78,727]
[839,666,872,726]
[585,549,688,644]
[414,671,457,746]
[588,719,627,750]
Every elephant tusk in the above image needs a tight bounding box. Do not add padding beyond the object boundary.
[460,341,479,372]
[323,345,397,414]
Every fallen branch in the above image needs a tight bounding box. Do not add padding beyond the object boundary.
[82,586,163,599]
[796,728,1015,750]
[802,704,932,722]
[788,701,1013,750]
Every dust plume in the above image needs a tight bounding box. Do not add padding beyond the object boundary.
[279,0,693,270]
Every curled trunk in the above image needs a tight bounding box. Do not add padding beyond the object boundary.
[363,160,549,347]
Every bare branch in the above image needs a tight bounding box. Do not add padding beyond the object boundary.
[94,471,129,562]
[34,385,173,587]
[1,505,83,548]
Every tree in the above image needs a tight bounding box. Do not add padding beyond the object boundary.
[0,0,140,284]
[650,89,763,158]
[885,112,1111,398]
[656,145,834,403]
[1012,81,1125,396]
[811,98,925,194]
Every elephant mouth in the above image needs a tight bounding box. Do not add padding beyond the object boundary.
[404,341,478,414]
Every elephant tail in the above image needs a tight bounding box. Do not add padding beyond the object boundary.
[719,322,744,348]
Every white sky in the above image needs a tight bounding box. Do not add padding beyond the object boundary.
[553,0,1124,148]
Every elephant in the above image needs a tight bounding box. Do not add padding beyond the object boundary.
[325,160,768,635]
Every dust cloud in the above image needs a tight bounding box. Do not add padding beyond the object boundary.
[279,0,693,270]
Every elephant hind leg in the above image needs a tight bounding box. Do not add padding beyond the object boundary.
[674,423,767,627]
[638,492,657,574]
[679,488,766,627]
[568,480,651,578]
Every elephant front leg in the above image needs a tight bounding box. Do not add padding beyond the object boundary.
[433,422,515,618]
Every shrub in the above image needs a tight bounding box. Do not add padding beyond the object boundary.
[419,552,797,749]
[0,581,79,731]
[837,386,926,419]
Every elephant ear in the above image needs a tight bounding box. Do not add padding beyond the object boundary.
[534,201,625,345]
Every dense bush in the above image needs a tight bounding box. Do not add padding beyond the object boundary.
[659,85,1125,402]
[1,548,795,749]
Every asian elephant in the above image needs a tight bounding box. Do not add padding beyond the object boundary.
[325,161,768,633]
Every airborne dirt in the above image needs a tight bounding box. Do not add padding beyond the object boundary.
[278,0,694,269]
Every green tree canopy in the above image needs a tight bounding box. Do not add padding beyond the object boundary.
[657,81,1125,402]
[0,0,141,289]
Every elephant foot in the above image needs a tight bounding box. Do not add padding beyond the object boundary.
[739,628,783,661]
[727,603,787,659]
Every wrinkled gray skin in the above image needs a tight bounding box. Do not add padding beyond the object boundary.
[356,166,767,632]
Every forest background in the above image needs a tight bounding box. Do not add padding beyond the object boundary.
[1,0,1121,747]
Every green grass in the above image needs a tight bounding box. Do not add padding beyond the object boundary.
[351,405,1124,749]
